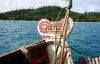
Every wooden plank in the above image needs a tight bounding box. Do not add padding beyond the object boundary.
[82,58,87,64]
[95,57,99,64]
[80,59,85,64]
[79,59,83,64]
[86,58,90,64]
[97,57,100,64]
[87,57,92,64]
[76,57,100,64]
[91,58,96,64]
[0,50,29,64]
[85,58,88,64]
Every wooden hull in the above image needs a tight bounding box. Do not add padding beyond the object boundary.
[0,40,50,64]
[0,40,73,64]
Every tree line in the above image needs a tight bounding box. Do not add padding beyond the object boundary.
[0,6,100,22]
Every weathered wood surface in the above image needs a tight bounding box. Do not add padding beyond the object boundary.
[0,40,52,64]
[75,57,100,64]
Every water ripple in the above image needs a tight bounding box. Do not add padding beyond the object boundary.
[0,21,100,61]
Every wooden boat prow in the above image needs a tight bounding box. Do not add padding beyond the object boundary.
[38,18,74,64]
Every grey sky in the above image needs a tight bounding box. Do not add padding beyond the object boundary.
[0,0,100,13]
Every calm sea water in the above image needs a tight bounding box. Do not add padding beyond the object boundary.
[0,20,100,61]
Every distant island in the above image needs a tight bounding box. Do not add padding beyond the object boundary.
[0,6,100,22]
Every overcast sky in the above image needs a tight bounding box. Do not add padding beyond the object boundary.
[0,0,100,13]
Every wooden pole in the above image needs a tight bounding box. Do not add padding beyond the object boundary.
[52,0,72,64]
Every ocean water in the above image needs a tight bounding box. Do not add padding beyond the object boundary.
[0,20,100,61]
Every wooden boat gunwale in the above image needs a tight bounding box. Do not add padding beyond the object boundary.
[0,40,54,64]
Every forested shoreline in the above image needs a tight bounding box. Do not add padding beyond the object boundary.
[0,6,100,22]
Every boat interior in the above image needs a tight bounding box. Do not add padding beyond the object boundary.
[0,40,53,64]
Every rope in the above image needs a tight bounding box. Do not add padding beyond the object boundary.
[55,0,73,56]
[66,46,95,57]
[58,0,72,63]
[52,0,73,64]
[66,0,72,9]
[52,8,64,64]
